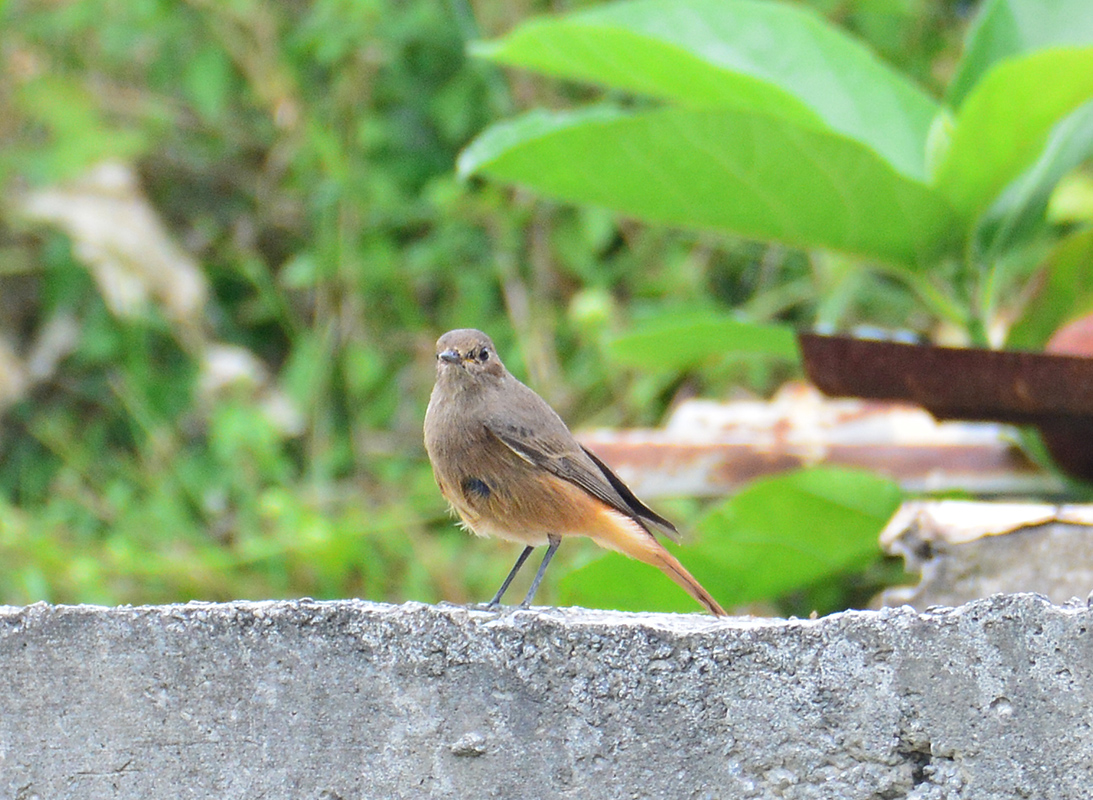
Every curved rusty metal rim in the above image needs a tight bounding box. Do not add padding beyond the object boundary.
[798,333,1093,481]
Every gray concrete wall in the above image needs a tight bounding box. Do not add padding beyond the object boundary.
[1,594,1091,799]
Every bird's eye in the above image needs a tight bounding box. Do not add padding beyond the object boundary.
[478,348,490,362]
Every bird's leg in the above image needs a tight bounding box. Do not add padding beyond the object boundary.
[487,545,534,608]
[520,535,561,608]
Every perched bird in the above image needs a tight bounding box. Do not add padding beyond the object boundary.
[423,328,726,616]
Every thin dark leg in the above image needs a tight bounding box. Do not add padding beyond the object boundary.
[520,535,561,608]
[487,545,534,607]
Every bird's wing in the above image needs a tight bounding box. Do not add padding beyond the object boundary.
[483,382,679,542]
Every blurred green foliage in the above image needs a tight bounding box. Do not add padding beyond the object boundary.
[0,0,983,614]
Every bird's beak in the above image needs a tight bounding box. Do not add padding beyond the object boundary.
[438,349,461,365]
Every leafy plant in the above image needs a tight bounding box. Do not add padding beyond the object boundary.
[461,0,1093,612]
[462,0,1093,347]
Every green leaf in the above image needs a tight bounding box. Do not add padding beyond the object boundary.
[281,330,332,410]
[1007,227,1093,350]
[474,0,938,180]
[10,76,146,184]
[935,47,1093,220]
[184,45,234,122]
[1050,169,1093,224]
[949,0,1093,108]
[610,313,800,369]
[459,106,959,269]
[560,467,902,613]
[559,553,705,614]
[974,98,1093,258]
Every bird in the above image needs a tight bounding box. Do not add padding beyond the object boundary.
[423,328,726,616]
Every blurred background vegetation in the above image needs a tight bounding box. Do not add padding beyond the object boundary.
[0,0,973,611]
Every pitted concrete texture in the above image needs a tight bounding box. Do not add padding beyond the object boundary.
[1,595,1091,799]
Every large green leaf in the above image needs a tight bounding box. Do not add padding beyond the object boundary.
[1007,227,1093,350]
[559,467,902,613]
[949,0,1093,108]
[609,313,800,369]
[935,47,1093,219]
[559,552,709,614]
[459,105,959,269]
[974,98,1093,259]
[475,0,938,180]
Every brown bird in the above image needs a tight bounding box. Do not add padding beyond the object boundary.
[423,328,726,616]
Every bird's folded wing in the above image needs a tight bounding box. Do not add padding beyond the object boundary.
[484,419,679,542]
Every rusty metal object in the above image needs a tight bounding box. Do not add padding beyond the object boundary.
[799,333,1093,481]
[578,384,1054,500]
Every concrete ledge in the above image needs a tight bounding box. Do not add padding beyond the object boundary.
[2,595,1091,799]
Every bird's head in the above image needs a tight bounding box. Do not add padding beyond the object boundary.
[434,328,506,384]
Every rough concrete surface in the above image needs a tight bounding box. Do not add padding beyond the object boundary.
[1,594,1091,799]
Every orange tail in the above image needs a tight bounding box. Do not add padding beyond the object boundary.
[647,543,728,617]
[592,507,727,616]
